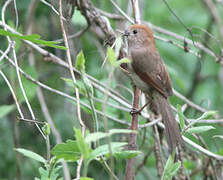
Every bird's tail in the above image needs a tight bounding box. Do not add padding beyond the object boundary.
[151,92,184,153]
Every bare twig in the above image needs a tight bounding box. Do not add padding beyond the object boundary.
[203,0,223,40]
[0,71,24,119]
[40,0,66,21]
[153,125,164,178]
[126,86,141,180]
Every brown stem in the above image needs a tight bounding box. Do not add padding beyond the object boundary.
[125,86,141,180]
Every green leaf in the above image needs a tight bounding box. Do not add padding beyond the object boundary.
[74,128,90,159]
[85,132,108,143]
[177,104,185,130]
[80,177,94,180]
[49,165,62,180]
[0,28,67,50]
[42,123,51,136]
[51,140,81,161]
[114,150,141,159]
[71,8,87,26]
[0,104,15,119]
[38,167,48,180]
[75,50,85,71]
[186,126,215,134]
[85,129,136,143]
[114,58,130,67]
[170,162,181,176]
[162,155,180,180]
[61,78,87,95]
[106,47,116,66]
[200,111,217,120]
[88,142,127,162]
[15,148,46,163]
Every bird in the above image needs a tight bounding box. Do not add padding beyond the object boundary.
[123,24,184,152]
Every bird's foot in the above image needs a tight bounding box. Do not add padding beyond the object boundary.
[130,108,141,115]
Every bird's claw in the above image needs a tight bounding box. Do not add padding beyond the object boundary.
[130,108,141,115]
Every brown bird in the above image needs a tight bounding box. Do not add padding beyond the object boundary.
[124,24,184,152]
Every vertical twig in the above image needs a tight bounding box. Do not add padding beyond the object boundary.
[125,0,141,179]
[125,87,141,180]
[153,125,164,178]
[58,0,85,178]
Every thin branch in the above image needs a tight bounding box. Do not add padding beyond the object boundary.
[109,0,134,23]
[58,0,85,134]
[203,0,223,40]
[0,71,24,119]
[173,89,207,112]
[183,136,223,160]
[40,0,66,21]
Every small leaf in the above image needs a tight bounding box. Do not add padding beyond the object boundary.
[114,58,130,67]
[85,129,136,143]
[114,150,141,159]
[74,128,90,159]
[71,8,87,26]
[200,111,217,120]
[170,162,181,176]
[61,78,87,95]
[0,105,15,119]
[186,126,215,134]
[0,29,66,50]
[88,142,127,162]
[106,47,116,66]
[75,50,85,71]
[162,155,180,180]
[80,177,94,180]
[42,123,51,136]
[15,148,46,163]
[51,140,81,161]
[177,104,185,130]
[85,132,108,143]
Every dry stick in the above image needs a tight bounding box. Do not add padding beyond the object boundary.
[58,0,85,178]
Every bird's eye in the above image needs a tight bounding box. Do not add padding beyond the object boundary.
[133,29,138,34]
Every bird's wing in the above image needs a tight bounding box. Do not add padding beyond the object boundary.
[131,49,173,98]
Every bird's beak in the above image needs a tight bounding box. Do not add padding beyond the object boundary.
[124,30,130,37]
